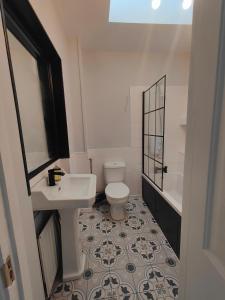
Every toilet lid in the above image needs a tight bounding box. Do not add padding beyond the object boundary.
[105,183,129,198]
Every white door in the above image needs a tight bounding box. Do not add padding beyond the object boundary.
[180,0,225,299]
[0,4,45,299]
[0,159,22,299]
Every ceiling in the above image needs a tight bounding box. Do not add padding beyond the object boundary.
[55,0,192,53]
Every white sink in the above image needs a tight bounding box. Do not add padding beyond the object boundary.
[32,174,96,210]
[31,173,96,281]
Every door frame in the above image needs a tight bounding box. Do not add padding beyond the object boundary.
[0,156,24,300]
[180,0,225,298]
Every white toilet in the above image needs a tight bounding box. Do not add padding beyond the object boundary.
[104,161,130,220]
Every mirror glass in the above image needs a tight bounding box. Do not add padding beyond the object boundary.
[7,31,50,173]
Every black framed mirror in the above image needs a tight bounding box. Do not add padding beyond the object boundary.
[1,0,70,194]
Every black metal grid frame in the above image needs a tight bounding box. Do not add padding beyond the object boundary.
[142,75,166,191]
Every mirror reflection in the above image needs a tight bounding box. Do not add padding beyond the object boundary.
[8,31,50,173]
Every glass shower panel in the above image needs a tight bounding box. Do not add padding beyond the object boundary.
[148,113,155,135]
[148,158,155,182]
[156,108,164,136]
[144,114,149,134]
[155,136,163,163]
[144,135,148,156]
[144,156,149,176]
[156,78,165,109]
[144,90,149,113]
[142,75,166,191]
[155,161,163,189]
[149,136,155,159]
[150,86,156,111]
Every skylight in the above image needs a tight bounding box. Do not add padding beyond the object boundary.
[109,0,193,25]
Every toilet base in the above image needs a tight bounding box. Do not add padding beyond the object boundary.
[110,204,126,221]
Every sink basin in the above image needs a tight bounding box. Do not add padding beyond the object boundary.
[31,173,97,281]
[32,174,96,210]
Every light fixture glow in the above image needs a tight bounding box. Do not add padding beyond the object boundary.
[182,0,193,10]
[152,0,161,10]
[109,0,193,25]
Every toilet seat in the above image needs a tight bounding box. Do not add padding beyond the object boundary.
[105,182,129,199]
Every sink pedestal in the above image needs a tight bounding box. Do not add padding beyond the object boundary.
[31,174,96,280]
[59,208,85,280]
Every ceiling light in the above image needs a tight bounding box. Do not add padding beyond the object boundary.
[182,0,193,10]
[152,0,161,10]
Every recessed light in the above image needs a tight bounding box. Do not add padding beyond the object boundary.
[152,0,161,10]
[182,0,193,10]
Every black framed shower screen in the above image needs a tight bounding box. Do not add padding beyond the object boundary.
[142,75,166,191]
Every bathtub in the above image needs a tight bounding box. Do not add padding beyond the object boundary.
[142,173,182,216]
[163,172,183,215]
[142,174,182,256]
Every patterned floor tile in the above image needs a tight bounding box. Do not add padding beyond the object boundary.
[79,219,93,240]
[52,281,75,299]
[128,196,145,207]
[95,217,113,236]
[89,238,112,272]
[51,196,179,300]
[67,290,86,299]
[89,237,129,272]
[121,214,147,235]
[108,270,136,299]
[132,264,178,299]
[127,233,166,266]
[107,229,131,249]
[86,271,113,299]
[113,294,139,300]
[72,273,88,299]
[79,211,102,224]
[125,200,140,214]
[81,234,105,255]
[138,291,158,300]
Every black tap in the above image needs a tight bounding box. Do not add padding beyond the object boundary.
[48,169,65,186]
[154,165,168,174]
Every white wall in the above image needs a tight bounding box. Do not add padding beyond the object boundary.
[86,85,143,194]
[83,50,190,149]
[76,50,190,194]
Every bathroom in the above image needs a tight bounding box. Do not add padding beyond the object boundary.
[1,0,225,299]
